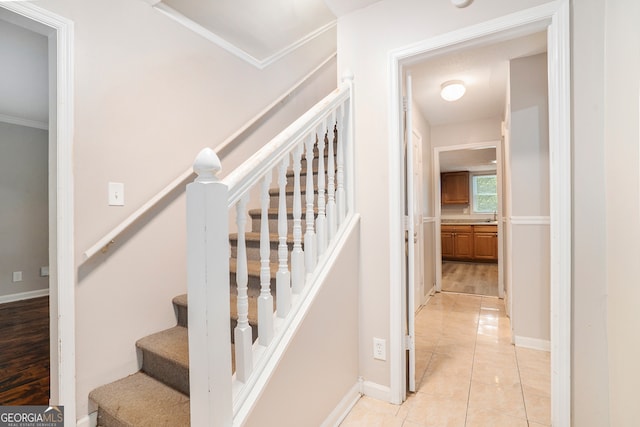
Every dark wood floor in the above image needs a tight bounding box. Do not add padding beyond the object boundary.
[0,296,49,405]
[441,261,499,297]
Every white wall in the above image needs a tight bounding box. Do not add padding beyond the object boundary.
[431,116,502,148]
[603,0,640,425]
[336,0,551,393]
[570,0,610,424]
[27,0,337,420]
[0,19,48,124]
[243,222,360,427]
[0,122,49,298]
[508,53,550,344]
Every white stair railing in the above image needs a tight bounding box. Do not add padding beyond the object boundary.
[187,72,354,426]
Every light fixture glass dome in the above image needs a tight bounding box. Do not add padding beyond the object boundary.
[440,80,466,101]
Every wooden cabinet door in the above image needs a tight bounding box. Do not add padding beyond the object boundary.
[474,233,497,260]
[441,232,455,258]
[441,171,469,205]
[454,232,474,258]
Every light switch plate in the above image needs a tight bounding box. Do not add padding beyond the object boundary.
[12,271,22,282]
[108,182,125,206]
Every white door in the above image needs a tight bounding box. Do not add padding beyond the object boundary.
[412,130,425,311]
[404,75,417,393]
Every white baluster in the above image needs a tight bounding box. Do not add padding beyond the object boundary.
[316,119,328,256]
[327,111,337,240]
[276,157,291,318]
[187,148,232,427]
[234,194,252,382]
[343,70,355,216]
[336,103,346,224]
[304,133,317,272]
[258,173,274,346]
[291,143,305,293]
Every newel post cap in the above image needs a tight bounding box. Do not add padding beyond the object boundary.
[341,69,354,82]
[193,148,221,182]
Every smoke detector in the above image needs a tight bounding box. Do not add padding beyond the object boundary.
[451,0,473,8]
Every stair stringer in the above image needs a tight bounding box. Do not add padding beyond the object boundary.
[232,213,361,426]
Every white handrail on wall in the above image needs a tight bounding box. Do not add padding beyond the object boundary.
[187,72,354,426]
[82,53,336,261]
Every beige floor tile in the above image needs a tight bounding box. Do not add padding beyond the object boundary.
[528,422,551,427]
[435,335,476,355]
[474,340,516,358]
[404,392,466,427]
[339,410,401,427]
[400,420,425,427]
[471,359,521,387]
[465,407,528,427]
[426,352,474,377]
[523,387,551,425]
[468,380,526,419]
[348,396,399,417]
[418,369,471,400]
[518,366,551,397]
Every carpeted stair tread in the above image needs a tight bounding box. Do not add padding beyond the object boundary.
[136,326,189,370]
[230,257,277,279]
[136,326,189,396]
[248,207,318,218]
[89,372,190,427]
[229,231,295,244]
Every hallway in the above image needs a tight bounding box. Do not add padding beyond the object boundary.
[340,293,550,426]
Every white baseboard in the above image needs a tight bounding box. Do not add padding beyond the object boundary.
[361,381,391,402]
[321,382,361,427]
[76,412,97,427]
[515,335,551,352]
[0,288,49,304]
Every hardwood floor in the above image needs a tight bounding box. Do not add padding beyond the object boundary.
[0,296,49,405]
[441,261,498,297]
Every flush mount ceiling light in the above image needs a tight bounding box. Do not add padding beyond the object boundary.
[451,0,473,7]
[440,80,466,101]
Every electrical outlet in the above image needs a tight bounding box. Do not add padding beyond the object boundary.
[12,271,23,282]
[373,337,386,361]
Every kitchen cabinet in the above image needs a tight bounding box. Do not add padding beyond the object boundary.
[441,225,474,260]
[441,224,497,262]
[473,225,498,261]
[441,171,469,205]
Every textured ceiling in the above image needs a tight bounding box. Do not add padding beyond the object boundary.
[408,31,547,127]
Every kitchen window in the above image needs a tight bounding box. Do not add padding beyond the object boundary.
[472,173,497,213]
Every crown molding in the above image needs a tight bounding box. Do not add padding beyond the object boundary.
[0,113,48,130]
[151,2,336,70]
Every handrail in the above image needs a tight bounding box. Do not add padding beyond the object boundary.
[224,84,349,208]
[83,53,336,261]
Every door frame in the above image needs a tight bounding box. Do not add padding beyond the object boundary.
[387,2,571,426]
[432,141,503,298]
[0,2,75,422]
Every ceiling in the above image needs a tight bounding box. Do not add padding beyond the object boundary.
[160,0,337,60]
[408,31,547,127]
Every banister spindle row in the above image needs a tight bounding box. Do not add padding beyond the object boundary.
[188,76,353,426]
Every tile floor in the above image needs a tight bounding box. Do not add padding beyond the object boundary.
[340,292,551,426]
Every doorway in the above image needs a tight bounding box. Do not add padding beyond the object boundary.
[0,2,75,417]
[434,143,503,299]
[389,4,571,426]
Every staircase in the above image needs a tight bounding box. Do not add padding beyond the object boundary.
[88,140,336,427]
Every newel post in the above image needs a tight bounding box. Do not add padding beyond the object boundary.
[187,148,233,427]
[342,69,355,215]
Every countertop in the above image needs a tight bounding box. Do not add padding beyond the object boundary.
[441,220,498,226]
